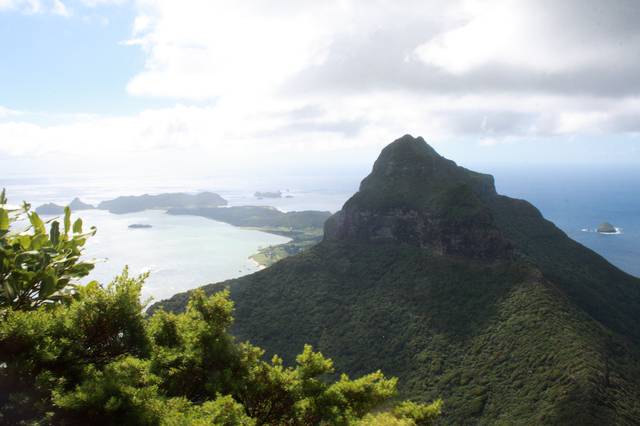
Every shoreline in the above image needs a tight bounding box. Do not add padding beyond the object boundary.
[249,257,267,271]
[581,227,623,235]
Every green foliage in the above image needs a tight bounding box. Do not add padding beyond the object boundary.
[1,275,435,425]
[358,399,442,426]
[0,191,96,310]
[155,238,640,424]
[391,400,443,424]
[52,356,165,424]
[0,197,439,425]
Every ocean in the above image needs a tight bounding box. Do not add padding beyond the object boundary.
[492,165,640,278]
[2,165,638,302]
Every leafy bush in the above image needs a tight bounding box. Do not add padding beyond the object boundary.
[0,189,96,310]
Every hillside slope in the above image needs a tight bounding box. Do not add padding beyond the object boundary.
[155,135,640,424]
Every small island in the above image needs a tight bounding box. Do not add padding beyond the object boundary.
[128,224,153,229]
[35,198,94,215]
[255,191,282,199]
[597,222,617,234]
[35,203,66,215]
[69,197,95,210]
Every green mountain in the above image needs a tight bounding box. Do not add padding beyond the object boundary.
[155,135,640,424]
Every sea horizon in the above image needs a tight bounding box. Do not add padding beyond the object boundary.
[2,162,638,303]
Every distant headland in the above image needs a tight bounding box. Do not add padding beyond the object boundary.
[35,192,228,215]
[35,197,95,215]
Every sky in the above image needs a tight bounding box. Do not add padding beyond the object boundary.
[1,0,640,182]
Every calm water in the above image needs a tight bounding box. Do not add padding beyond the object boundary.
[493,165,640,278]
[41,209,290,302]
[76,210,289,301]
[1,165,638,304]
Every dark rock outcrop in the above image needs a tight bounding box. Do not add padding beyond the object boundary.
[324,135,511,259]
[597,222,617,233]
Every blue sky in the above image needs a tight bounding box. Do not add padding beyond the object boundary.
[0,0,639,179]
[0,2,146,114]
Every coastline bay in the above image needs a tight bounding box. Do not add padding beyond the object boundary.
[68,209,290,301]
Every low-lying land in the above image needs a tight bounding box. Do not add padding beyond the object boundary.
[247,226,324,267]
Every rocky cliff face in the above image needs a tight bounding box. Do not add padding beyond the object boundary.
[324,135,511,259]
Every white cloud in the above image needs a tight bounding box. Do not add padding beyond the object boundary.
[125,0,344,100]
[3,0,640,173]
[414,0,595,74]
[0,106,21,118]
[79,0,127,6]
[51,0,68,16]
[132,14,150,33]
[0,0,72,15]
[0,0,43,13]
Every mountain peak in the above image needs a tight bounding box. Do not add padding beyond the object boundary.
[374,134,440,164]
[362,134,496,201]
[324,135,509,259]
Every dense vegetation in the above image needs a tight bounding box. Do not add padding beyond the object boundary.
[0,190,96,310]
[156,136,640,424]
[159,243,640,424]
[0,192,441,425]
